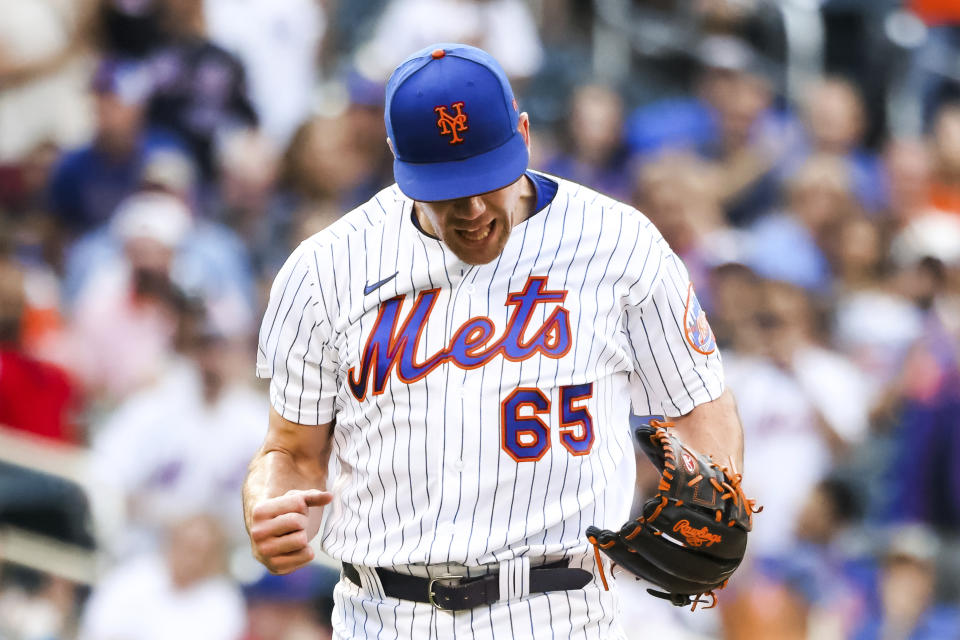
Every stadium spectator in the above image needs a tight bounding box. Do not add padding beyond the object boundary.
[0,256,77,443]
[852,525,960,640]
[61,164,256,326]
[0,147,67,346]
[0,141,60,223]
[79,514,246,640]
[829,216,891,299]
[707,262,764,353]
[53,191,191,403]
[204,0,326,147]
[340,71,396,207]
[279,115,370,214]
[210,129,291,279]
[878,244,960,527]
[543,84,632,201]
[0,255,91,556]
[634,152,748,297]
[745,154,855,293]
[88,298,266,556]
[719,573,809,640]
[830,150,941,409]
[884,348,960,528]
[0,565,83,640]
[625,35,793,227]
[144,0,258,180]
[47,59,180,237]
[0,0,96,161]
[241,567,338,640]
[928,102,960,216]
[723,278,868,554]
[353,0,544,83]
[756,280,870,456]
[883,137,938,226]
[907,0,960,128]
[794,77,887,214]
[721,477,870,639]
[833,286,926,413]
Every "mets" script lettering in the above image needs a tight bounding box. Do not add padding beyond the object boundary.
[348,276,571,400]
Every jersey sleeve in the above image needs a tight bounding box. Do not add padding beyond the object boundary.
[623,241,725,417]
[256,244,338,425]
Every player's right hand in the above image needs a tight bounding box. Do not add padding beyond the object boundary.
[248,488,333,575]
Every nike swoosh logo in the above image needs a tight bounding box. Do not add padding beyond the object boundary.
[363,271,399,295]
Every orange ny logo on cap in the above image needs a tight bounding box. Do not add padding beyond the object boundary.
[434,102,468,144]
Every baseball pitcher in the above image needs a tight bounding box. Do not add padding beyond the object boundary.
[244,43,757,639]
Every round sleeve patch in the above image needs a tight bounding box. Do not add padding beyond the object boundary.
[683,283,717,355]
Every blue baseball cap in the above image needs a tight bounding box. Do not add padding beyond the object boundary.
[385,43,529,202]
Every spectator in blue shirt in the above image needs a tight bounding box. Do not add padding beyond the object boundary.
[625,36,799,228]
[47,59,182,236]
[852,525,960,640]
[745,154,851,294]
[781,77,888,215]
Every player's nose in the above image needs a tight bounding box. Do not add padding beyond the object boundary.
[457,196,487,220]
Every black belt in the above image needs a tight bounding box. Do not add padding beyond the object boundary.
[342,560,593,611]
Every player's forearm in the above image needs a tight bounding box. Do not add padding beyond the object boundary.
[667,388,744,472]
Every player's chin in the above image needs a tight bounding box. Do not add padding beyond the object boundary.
[449,219,508,265]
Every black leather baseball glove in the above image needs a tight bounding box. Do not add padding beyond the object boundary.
[586,417,759,609]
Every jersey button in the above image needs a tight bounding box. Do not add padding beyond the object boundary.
[438,522,456,537]
[450,458,465,472]
[464,283,476,294]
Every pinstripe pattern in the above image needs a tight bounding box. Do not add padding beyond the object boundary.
[256,175,724,639]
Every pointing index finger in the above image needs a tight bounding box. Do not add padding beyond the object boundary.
[302,489,333,508]
[253,491,331,520]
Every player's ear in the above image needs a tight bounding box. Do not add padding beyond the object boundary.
[517,113,531,149]
[386,137,396,158]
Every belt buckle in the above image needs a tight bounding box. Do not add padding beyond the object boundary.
[427,574,463,610]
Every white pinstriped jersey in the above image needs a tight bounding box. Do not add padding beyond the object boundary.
[256,175,724,636]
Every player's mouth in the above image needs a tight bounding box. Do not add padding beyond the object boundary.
[455,220,495,243]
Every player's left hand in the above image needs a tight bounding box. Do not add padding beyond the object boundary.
[586,418,760,609]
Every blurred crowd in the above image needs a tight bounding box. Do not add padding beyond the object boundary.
[1,0,959,639]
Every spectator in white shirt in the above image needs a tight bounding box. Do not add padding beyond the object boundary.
[724,278,870,554]
[88,298,267,557]
[80,514,246,640]
[204,0,325,147]
[353,0,544,82]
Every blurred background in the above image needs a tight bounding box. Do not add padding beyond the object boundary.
[0,0,959,638]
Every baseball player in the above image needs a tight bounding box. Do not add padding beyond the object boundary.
[245,43,749,639]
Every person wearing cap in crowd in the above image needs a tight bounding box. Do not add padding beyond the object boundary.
[245,43,744,638]
[59,141,257,330]
[851,525,960,640]
[53,184,257,406]
[53,190,192,402]
[241,565,339,640]
[47,59,183,237]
